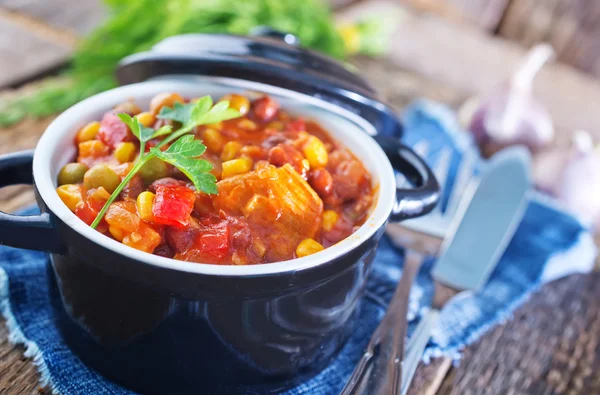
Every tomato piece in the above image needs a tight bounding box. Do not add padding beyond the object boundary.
[195,221,230,260]
[285,119,305,133]
[149,177,186,193]
[152,185,196,228]
[97,112,134,148]
[75,201,99,226]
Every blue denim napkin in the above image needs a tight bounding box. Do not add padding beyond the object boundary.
[0,101,595,394]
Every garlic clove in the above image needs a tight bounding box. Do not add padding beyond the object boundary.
[460,43,556,156]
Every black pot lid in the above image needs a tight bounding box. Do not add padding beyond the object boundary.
[116,28,402,137]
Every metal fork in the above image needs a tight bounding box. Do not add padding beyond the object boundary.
[340,140,475,395]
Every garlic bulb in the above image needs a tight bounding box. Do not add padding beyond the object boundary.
[459,44,555,157]
[533,130,600,226]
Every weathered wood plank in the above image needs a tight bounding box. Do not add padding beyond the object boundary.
[0,0,105,36]
[498,0,600,78]
[438,273,600,394]
[0,17,71,88]
[338,0,600,141]
[402,0,511,31]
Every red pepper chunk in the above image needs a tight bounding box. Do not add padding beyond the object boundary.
[75,201,99,226]
[195,221,230,260]
[152,186,196,228]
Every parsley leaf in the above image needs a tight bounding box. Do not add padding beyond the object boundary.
[91,95,241,229]
[157,101,194,124]
[157,97,240,130]
[193,100,240,125]
[151,135,217,194]
[117,113,172,143]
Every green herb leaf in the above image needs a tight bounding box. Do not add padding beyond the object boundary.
[118,113,172,143]
[91,96,241,229]
[117,113,141,139]
[151,135,217,194]
[162,134,207,157]
[190,96,213,122]
[157,97,240,131]
[193,100,241,125]
[150,125,173,139]
[157,101,194,124]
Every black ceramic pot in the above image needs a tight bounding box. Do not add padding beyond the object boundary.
[0,32,439,394]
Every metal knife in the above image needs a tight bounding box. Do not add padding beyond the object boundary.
[400,146,531,395]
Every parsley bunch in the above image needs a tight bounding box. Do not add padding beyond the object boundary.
[0,0,346,126]
[90,96,240,228]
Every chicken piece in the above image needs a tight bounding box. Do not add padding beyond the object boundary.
[213,163,323,261]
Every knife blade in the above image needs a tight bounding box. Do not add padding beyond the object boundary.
[400,145,531,395]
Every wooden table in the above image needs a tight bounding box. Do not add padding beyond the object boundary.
[1,1,600,394]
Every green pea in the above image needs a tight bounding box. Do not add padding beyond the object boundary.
[83,165,121,193]
[139,157,169,184]
[57,163,88,186]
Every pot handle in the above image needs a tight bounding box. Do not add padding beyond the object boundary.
[373,135,440,221]
[0,150,63,253]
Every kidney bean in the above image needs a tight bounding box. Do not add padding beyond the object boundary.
[154,243,175,258]
[252,96,279,122]
[120,174,144,200]
[308,168,333,198]
[268,144,309,179]
[333,159,366,201]
[229,218,252,250]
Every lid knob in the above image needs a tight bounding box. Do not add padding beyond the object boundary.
[249,26,300,46]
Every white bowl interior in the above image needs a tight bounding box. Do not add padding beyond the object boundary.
[34,77,396,276]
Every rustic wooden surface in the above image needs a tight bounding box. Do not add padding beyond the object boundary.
[497,0,600,78]
[407,0,600,79]
[1,1,600,394]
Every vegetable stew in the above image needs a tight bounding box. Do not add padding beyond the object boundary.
[56,93,376,265]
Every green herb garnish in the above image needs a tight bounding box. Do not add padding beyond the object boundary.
[90,96,240,229]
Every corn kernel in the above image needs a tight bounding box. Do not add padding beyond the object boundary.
[109,225,127,242]
[303,136,328,168]
[265,121,284,131]
[237,119,257,131]
[221,141,242,161]
[222,157,253,178]
[221,94,250,116]
[149,92,184,115]
[206,122,223,131]
[76,121,101,143]
[296,238,324,258]
[56,184,83,211]
[136,191,155,222]
[203,128,225,154]
[135,112,155,127]
[322,210,339,232]
[79,140,108,158]
[114,142,137,163]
